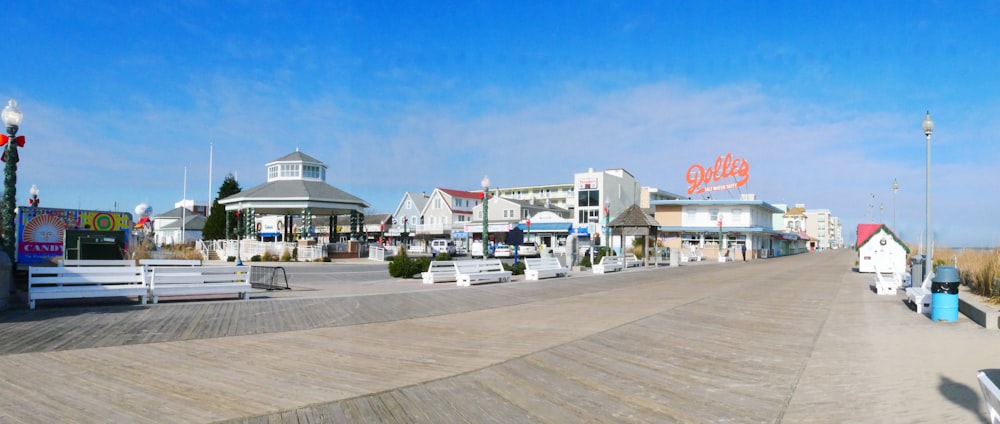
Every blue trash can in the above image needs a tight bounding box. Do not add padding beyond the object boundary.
[930,266,960,322]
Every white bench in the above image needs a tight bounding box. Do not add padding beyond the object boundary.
[680,248,703,262]
[454,260,512,286]
[873,264,902,295]
[139,259,202,267]
[422,260,457,284]
[58,259,135,267]
[906,272,934,314]
[593,256,624,274]
[977,371,1000,424]
[147,265,251,304]
[625,254,643,268]
[28,266,148,310]
[524,257,569,280]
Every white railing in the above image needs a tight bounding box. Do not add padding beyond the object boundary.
[369,246,385,261]
[196,239,326,262]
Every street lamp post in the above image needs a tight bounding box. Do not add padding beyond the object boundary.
[28,184,39,208]
[2,99,25,263]
[603,202,610,255]
[892,178,899,230]
[235,207,243,266]
[922,111,934,275]
[481,175,490,258]
[718,218,723,258]
[403,217,408,244]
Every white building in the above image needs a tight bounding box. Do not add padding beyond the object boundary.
[152,200,207,246]
[857,223,909,273]
[652,197,787,260]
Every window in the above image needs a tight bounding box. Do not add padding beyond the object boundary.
[578,189,600,207]
[268,166,278,179]
[578,209,600,224]
[434,199,441,209]
[731,209,742,225]
[523,210,531,219]
[709,209,719,221]
[405,200,413,210]
[279,164,298,178]
[303,165,320,179]
[686,208,696,223]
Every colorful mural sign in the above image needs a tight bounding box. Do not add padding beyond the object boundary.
[16,207,132,266]
[686,153,750,195]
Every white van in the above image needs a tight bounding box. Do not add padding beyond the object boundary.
[430,239,456,256]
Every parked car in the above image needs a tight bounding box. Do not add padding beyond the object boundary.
[470,240,490,258]
[430,239,456,256]
[493,243,513,258]
[517,242,540,258]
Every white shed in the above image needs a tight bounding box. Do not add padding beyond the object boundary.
[857,224,909,273]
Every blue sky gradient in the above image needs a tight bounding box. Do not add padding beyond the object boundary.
[5,1,1000,247]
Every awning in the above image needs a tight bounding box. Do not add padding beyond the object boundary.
[515,222,573,232]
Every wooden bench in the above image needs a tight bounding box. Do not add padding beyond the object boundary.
[625,253,643,268]
[873,264,902,295]
[454,260,512,286]
[977,371,1000,424]
[422,260,457,284]
[906,272,934,314]
[147,265,251,304]
[524,257,569,280]
[593,256,624,274]
[28,266,148,310]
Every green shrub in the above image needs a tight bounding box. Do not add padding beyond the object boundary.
[579,255,592,268]
[434,253,452,261]
[281,249,292,262]
[250,255,262,262]
[387,250,428,278]
[414,256,432,275]
[321,256,331,262]
[262,251,276,261]
[504,261,525,275]
[595,247,611,264]
[292,247,299,260]
[388,254,410,277]
[227,256,236,262]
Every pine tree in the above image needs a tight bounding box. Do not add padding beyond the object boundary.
[202,174,242,240]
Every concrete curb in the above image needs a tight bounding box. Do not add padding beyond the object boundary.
[959,287,999,330]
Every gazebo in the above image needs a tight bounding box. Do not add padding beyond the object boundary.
[606,204,660,266]
[217,150,370,258]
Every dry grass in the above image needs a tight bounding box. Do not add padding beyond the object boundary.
[938,247,1000,302]
[128,242,204,261]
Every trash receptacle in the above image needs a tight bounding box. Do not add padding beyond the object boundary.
[930,266,960,322]
[910,255,925,288]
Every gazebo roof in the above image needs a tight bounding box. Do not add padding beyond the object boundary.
[220,179,370,215]
[608,204,659,228]
[219,150,370,216]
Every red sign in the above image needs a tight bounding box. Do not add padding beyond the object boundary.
[686,153,750,195]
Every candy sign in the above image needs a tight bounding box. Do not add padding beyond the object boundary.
[686,153,750,195]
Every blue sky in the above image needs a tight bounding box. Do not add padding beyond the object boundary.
[5,1,1000,247]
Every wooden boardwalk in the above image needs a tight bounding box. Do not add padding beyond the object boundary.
[0,250,997,423]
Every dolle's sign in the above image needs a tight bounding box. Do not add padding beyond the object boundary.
[686,153,750,195]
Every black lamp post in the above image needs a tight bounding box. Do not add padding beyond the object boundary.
[481,175,490,258]
[2,99,24,262]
